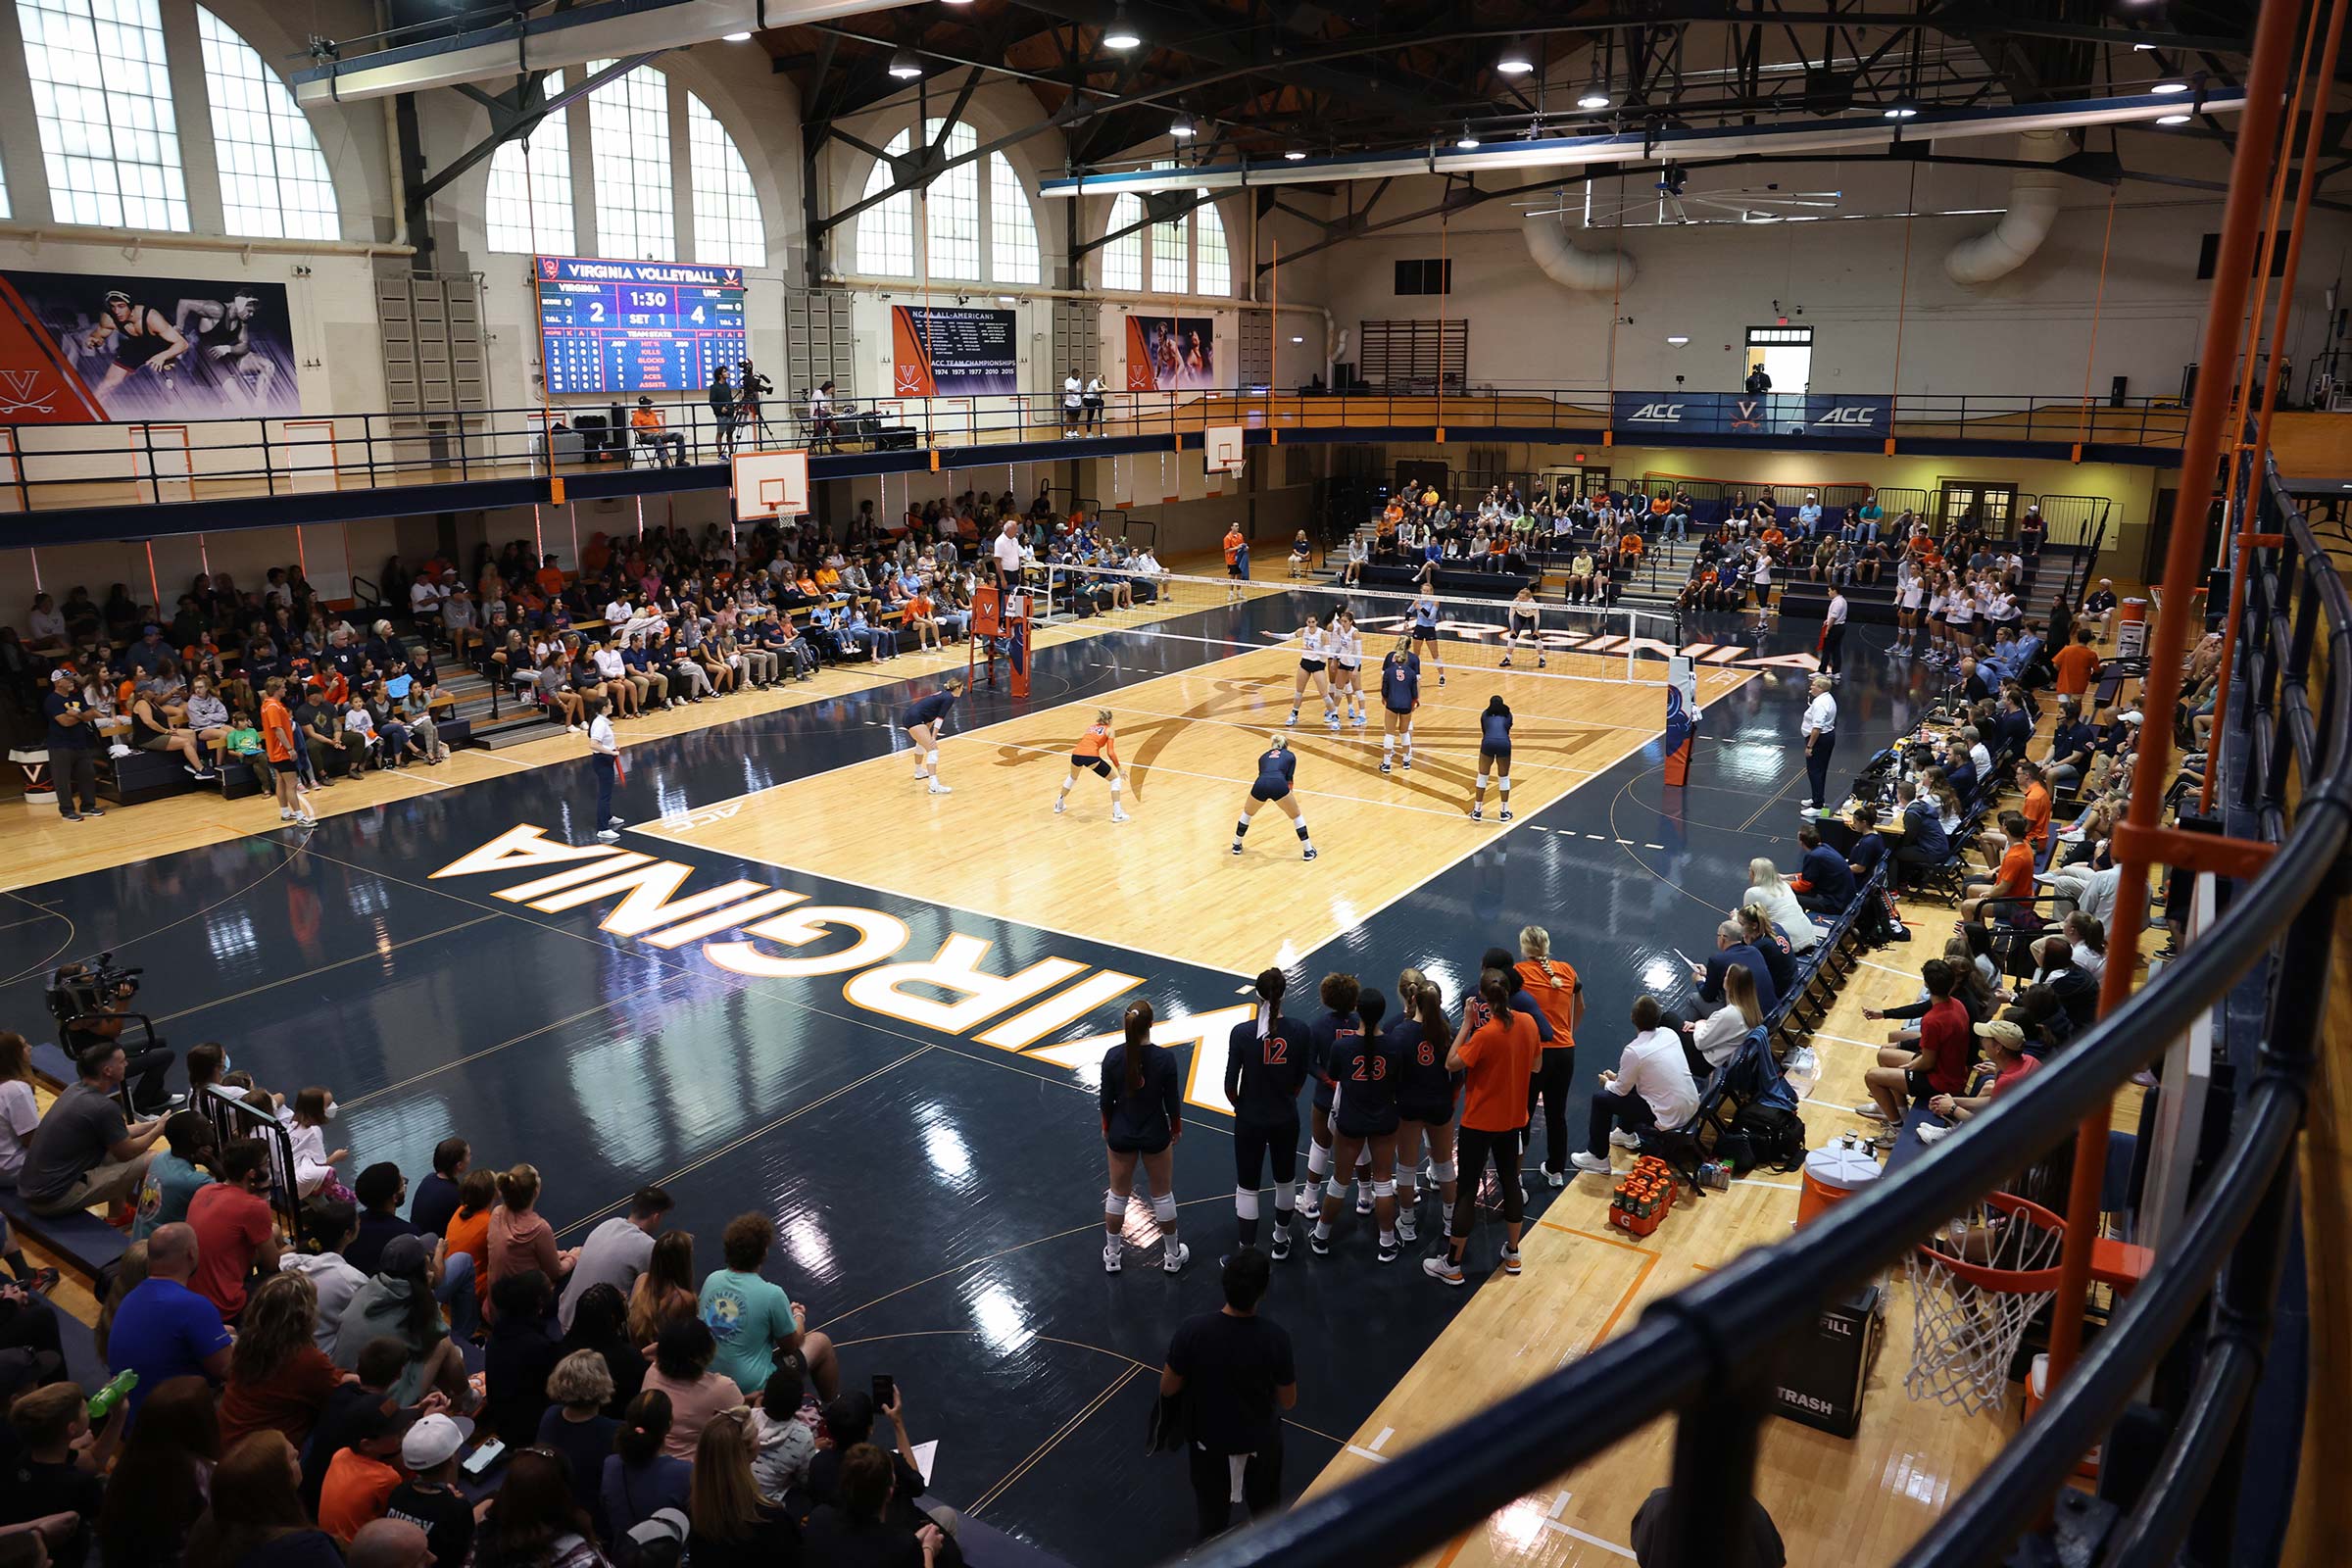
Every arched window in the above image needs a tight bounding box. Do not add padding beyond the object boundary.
[1151,209,1189,293]
[857,128,916,276]
[483,70,575,254]
[989,154,1041,285]
[196,7,337,241]
[925,121,979,280]
[1102,194,1143,290]
[18,0,190,229]
[687,92,763,267]
[1196,202,1231,296]
[587,59,673,259]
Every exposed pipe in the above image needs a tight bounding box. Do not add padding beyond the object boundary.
[1943,128,2068,285]
[1524,209,1635,293]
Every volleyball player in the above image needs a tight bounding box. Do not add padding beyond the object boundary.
[1330,609,1366,727]
[1409,585,1446,685]
[1299,973,1360,1221]
[1287,616,1336,729]
[1223,968,1306,1263]
[1389,970,1459,1248]
[1499,585,1545,669]
[1314,987,1403,1263]
[1099,1001,1188,1275]
[1945,574,1976,663]
[1054,709,1131,821]
[1232,733,1316,859]
[1895,558,1925,657]
[1378,636,1422,774]
[1469,694,1513,822]
[899,676,963,795]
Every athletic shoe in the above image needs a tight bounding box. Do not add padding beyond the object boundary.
[1538,658,1547,668]
[1541,1165,1567,1188]
[1111,809,1131,823]
[1053,798,1066,814]
[1352,713,1367,727]
[928,782,953,795]
[1377,1238,1400,1265]
[1286,710,1298,726]
[1355,1187,1373,1216]
[1499,657,1511,668]
[1269,1229,1293,1261]
[1917,1122,1952,1146]
[59,812,81,823]
[20,1267,59,1297]
[1500,809,1514,822]
[1162,1242,1191,1275]
[913,769,931,781]
[295,815,318,828]
[1401,757,1413,769]
[1308,1229,1331,1256]
[1438,674,1446,686]
[1396,1210,1418,1244]
[1232,843,1245,856]
[280,809,296,821]
[596,829,620,843]
[1379,760,1392,774]
[1500,1248,1523,1276]
[1569,1152,1614,1175]
[1609,1128,1642,1150]
[82,806,105,816]
[1422,1254,1466,1287]
[1326,714,1341,730]
[1302,847,1317,861]
[608,815,624,828]
[1852,1102,1892,1122]
[1102,1242,1122,1274]
[1469,807,1483,821]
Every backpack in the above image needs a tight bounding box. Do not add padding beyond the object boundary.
[1731,1096,1808,1172]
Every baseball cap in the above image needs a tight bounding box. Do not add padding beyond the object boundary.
[346,1401,419,1447]
[1975,1019,2027,1049]
[50,667,75,683]
[2119,710,2143,725]
[401,1410,475,1469]
[378,1233,431,1276]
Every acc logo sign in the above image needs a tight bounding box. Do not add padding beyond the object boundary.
[1628,402,1686,421]
[1813,405,1882,427]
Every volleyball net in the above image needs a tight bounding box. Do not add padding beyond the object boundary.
[1022,566,1687,686]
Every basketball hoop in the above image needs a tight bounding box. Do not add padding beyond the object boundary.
[1904,1189,2067,1417]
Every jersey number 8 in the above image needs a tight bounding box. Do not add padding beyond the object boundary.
[1416,1041,1437,1067]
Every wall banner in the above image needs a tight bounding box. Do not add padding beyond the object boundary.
[0,270,300,422]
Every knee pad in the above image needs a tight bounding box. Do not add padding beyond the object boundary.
[1498,775,1511,791]
[1234,1188,1259,1220]
[1152,1193,1178,1227]
[1103,1189,1127,1219]
[1372,1179,1396,1199]
[1428,1159,1457,1184]
[924,749,940,766]
[1273,1181,1296,1212]
[1306,1142,1332,1177]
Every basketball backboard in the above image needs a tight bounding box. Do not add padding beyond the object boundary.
[731,448,811,521]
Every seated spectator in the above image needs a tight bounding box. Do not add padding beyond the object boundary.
[689,1407,801,1567]
[701,1211,838,1400]
[1690,920,1778,1016]
[535,1350,618,1535]
[347,1163,417,1276]
[1685,963,1764,1072]
[286,1196,368,1353]
[1735,906,1797,1003]
[383,1413,477,1568]
[0,1034,38,1192]
[349,1517,437,1568]
[93,1376,219,1567]
[331,1235,470,1409]
[186,1137,285,1322]
[1857,958,1974,1125]
[184,1430,343,1568]
[17,1043,166,1217]
[1961,811,2037,927]
[487,1163,578,1316]
[218,1271,340,1451]
[466,1452,605,1568]
[559,1283,643,1418]
[2031,933,2101,1036]
[442,1167,500,1318]
[751,1361,816,1502]
[1741,858,1821,952]
[1570,997,1700,1174]
[1631,1484,1786,1567]
[1788,825,1859,915]
[128,1110,215,1244]
[803,1442,953,1568]
[299,1337,407,1514]
[105,1224,232,1417]
[804,1388,956,1546]
[0,1383,114,1563]
[560,1185,670,1335]
[484,1270,563,1446]
[318,1403,414,1545]
[628,1230,700,1348]
[1917,1019,2042,1145]
[604,1391,693,1543]
[641,1320,746,1461]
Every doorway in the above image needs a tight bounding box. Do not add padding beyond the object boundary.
[1937,479,2019,536]
[1745,325,1814,394]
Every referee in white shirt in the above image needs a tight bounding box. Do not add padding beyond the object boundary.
[1820,586,1849,675]
[993,517,1027,601]
[1799,674,1838,812]
[587,697,621,842]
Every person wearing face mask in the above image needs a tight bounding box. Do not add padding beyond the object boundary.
[281,1086,351,1202]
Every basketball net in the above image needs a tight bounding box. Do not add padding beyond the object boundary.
[1904,1190,2068,1416]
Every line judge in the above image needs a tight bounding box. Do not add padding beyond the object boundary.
[1799,673,1838,814]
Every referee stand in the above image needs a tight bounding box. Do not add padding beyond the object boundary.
[970,584,1034,697]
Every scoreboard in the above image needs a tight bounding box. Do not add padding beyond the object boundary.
[534,255,748,396]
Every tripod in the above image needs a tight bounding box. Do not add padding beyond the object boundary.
[733,396,779,451]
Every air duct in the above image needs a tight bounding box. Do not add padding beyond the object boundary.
[1943,128,2069,286]
[1524,210,1636,293]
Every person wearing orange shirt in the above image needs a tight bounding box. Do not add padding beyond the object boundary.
[1425,968,1539,1286]
[260,676,315,828]
[1054,709,1132,822]
[533,555,565,599]
[1222,525,1249,601]
[2050,628,2102,697]
[1961,810,2036,926]
[1514,927,1585,1185]
[2014,760,2053,855]
[1619,531,1645,568]
[904,589,943,650]
[628,398,685,467]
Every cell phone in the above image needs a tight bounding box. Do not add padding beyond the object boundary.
[460,1440,508,1479]
[871,1374,896,1412]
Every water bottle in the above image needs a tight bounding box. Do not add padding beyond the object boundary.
[86,1370,136,1424]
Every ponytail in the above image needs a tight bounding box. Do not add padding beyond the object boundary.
[1122,1002,1152,1098]
[1253,968,1286,1035]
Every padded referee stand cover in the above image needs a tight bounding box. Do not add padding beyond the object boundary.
[1662,679,1695,789]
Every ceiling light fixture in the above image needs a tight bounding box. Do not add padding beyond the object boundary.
[1290,334,1304,343]
[721,30,752,41]
[2156,111,2191,124]
[1456,122,1481,150]
[1284,147,1308,161]
[1102,6,1141,50]
[2152,79,2188,94]
[1577,74,1612,111]
[1884,95,1920,120]
[1667,334,1690,345]
[887,47,923,79]
[1169,114,1194,138]
[1496,39,1535,77]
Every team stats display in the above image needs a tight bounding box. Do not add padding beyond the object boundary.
[534,256,747,395]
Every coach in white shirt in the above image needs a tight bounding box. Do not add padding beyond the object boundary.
[1569,997,1700,1174]
[1800,673,1838,812]
[1820,587,1849,676]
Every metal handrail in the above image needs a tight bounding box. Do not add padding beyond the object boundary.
[1175,451,2352,1568]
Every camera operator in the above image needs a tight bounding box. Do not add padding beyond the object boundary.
[52,962,176,1116]
[17,1043,167,1218]
[736,360,771,440]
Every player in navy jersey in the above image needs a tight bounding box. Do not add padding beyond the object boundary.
[1379,637,1422,774]
[899,676,964,796]
[1389,970,1462,1247]
[1232,734,1315,859]
[1222,967,1307,1263]
[1470,694,1514,822]
[1314,987,1404,1262]
[1099,1000,1188,1275]
[1299,973,1360,1218]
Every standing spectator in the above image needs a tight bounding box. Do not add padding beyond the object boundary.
[640,1320,745,1461]
[383,1413,478,1568]
[535,1352,618,1533]
[104,1224,232,1417]
[42,668,104,822]
[688,1408,800,1566]
[484,1271,563,1446]
[1819,586,1848,675]
[469,1447,607,1568]
[1160,1250,1296,1541]
[559,1186,670,1334]
[93,1376,219,1566]
[603,1392,693,1542]
[218,1272,340,1451]
[130,1110,217,1243]
[1571,996,1702,1176]
[17,1044,165,1218]
[185,1138,285,1323]
[700,1212,836,1400]
[286,1196,368,1353]
[487,1164,578,1316]
[1424,970,1539,1287]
